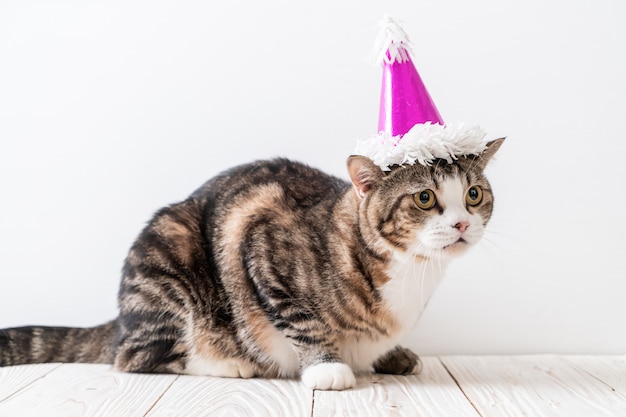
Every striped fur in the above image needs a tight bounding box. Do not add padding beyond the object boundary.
[0,139,503,390]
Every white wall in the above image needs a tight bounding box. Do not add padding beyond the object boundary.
[1,0,624,355]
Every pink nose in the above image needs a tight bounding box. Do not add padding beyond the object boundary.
[454,221,470,233]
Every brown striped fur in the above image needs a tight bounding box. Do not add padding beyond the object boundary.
[0,139,504,390]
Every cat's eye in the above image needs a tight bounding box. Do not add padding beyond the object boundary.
[413,189,436,210]
[466,186,483,206]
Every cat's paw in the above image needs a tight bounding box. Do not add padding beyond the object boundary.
[184,355,256,378]
[301,362,356,390]
[373,346,422,375]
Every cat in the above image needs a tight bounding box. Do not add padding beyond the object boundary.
[0,138,503,390]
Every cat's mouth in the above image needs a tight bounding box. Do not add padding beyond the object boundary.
[442,237,467,251]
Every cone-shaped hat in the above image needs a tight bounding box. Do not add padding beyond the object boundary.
[376,16,444,136]
[355,15,487,170]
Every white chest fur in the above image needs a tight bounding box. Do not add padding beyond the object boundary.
[382,254,447,330]
[339,254,447,372]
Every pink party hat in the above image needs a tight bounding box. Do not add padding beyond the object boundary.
[375,16,444,136]
[355,15,487,170]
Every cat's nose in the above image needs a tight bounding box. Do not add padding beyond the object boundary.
[454,221,470,233]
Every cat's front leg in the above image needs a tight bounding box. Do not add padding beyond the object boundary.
[293,342,356,390]
[373,346,422,375]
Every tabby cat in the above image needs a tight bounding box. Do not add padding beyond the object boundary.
[0,138,503,390]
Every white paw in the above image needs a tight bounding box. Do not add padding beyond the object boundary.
[301,362,356,390]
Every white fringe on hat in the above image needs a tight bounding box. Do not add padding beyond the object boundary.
[354,122,488,171]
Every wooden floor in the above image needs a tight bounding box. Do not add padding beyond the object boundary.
[0,355,625,417]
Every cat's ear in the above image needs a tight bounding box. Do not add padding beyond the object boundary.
[476,138,505,169]
[347,156,384,199]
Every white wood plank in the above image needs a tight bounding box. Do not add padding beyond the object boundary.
[0,364,178,417]
[4,356,625,417]
[145,375,313,417]
[564,355,626,394]
[313,357,480,417]
[441,355,626,417]
[0,363,61,401]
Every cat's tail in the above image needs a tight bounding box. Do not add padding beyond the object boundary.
[0,320,117,367]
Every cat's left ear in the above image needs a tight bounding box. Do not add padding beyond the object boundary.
[347,156,384,199]
[476,138,505,170]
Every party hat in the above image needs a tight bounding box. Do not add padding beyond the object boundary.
[375,16,443,136]
[355,15,487,170]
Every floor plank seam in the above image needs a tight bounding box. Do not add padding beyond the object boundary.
[577,366,617,393]
[438,357,484,417]
[311,389,316,417]
[562,357,619,393]
[141,375,180,417]
[0,362,64,403]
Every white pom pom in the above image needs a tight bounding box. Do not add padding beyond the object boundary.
[369,14,414,66]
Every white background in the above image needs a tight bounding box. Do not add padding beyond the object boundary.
[1,0,624,355]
